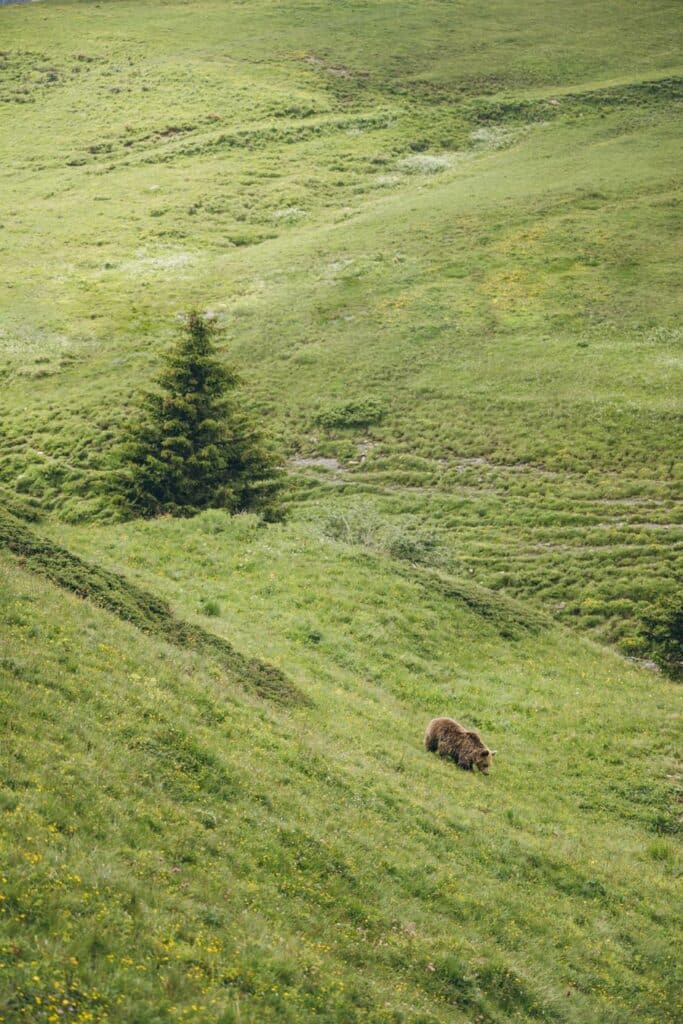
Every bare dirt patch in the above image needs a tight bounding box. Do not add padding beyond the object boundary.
[291,455,341,472]
[305,54,368,79]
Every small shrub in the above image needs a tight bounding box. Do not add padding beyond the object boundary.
[288,620,323,646]
[386,527,441,566]
[397,153,452,174]
[199,598,221,617]
[315,397,383,430]
[194,509,234,534]
[195,509,261,538]
[638,595,683,679]
[647,839,675,863]
[320,505,381,546]
[434,954,479,1007]
[476,960,549,1019]
[14,465,46,495]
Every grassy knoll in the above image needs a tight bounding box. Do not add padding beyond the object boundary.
[1,517,681,1023]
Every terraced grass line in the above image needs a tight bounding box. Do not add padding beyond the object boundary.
[405,564,548,640]
[0,485,42,523]
[0,507,305,705]
[464,74,683,125]
[96,111,397,170]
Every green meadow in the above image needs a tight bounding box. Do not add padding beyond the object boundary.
[1,1,681,1021]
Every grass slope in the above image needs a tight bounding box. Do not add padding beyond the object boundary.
[0,2,682,1021]
[0,0,681,656]
[0,508,303,704]
[1,523,681,1023]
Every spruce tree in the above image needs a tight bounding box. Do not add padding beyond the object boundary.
[116,312,282,518]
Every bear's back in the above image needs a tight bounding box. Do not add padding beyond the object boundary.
[424,716,466,752]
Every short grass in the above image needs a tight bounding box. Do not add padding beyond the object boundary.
[1,517,681,1023]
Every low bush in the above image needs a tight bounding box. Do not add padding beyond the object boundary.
[315,397,383,430]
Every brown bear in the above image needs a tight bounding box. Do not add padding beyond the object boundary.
[424,717,496,773]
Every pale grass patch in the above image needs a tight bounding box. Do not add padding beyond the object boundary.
[120,251,196,275]
[272,206,307,221]
[397,153,454,174]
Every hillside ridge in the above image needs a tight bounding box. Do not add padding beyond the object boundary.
[0,505,304,705]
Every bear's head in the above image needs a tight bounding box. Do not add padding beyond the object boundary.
[476,749,496,774]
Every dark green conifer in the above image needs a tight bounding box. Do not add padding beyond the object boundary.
[640,597,683,679]
[116,312,282,518]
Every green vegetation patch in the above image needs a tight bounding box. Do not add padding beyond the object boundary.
[0,506,304,705]
[0,536,680,1023]
[0,1,682,1018]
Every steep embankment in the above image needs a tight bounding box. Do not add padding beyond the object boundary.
[0,507,303,705]
[1,512,681,1023]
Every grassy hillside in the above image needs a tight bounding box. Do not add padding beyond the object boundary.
[0,1,682,1022]
[1,517,681,1023]
[1,0,681,657]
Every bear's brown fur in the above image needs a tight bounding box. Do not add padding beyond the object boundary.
[424,717,496,773]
